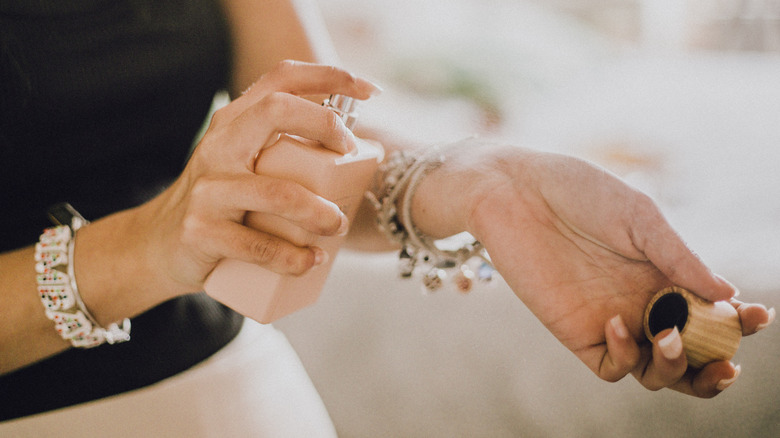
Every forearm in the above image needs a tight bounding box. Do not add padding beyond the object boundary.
[0,203,181,375]
[405,140,523,240]
[72,203,185,325]
[0,246,68,373]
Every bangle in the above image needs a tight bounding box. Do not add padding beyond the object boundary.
[36,204,131,348]
[367,141,495,293]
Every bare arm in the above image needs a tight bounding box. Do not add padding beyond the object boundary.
[5,0,771,399]
[0,207,178,373]
[0,0,378,375]
[0,61,379,374]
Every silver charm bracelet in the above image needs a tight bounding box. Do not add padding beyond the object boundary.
[36,203,131,348]
[366,142,495,293]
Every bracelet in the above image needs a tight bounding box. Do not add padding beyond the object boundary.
[367,142,495,293]
[35,204,131,348]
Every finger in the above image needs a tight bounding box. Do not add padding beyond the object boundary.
[179,204,329,276]
[669,361,740,398]
[191,173,348,238]
[632,201,736,301]
[254,60,382,99]
[234,92,358,164]
[730,299,776,335]
[632,327,687,391]
[211,221,329,276]
[228,60,381,119]
[597,315,641,382]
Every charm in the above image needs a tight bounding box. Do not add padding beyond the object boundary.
[47,310,92,340]
[422,268,446,292]
[38,284,75,311]
[398,247,416,278]
[478,261,495,283]
[37,270,69,285]
[454,265,475,293]
[34,250,67,273]
[40,225,71,243]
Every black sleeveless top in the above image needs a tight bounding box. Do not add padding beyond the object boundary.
[0,0,244,421]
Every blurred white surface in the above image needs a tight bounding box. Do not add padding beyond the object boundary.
[277,1,779,436]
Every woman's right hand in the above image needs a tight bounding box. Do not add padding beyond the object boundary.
[132,60,381,299]
[0,61,380,373]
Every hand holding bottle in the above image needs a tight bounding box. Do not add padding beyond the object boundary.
[131,61,382,301]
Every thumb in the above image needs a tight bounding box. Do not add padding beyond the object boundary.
[635,212,736,302]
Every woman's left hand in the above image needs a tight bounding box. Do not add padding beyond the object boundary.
[411,141,774,398]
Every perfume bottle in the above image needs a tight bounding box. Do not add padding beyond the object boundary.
[204,95,384,323]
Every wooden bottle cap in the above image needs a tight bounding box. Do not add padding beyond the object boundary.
[643,286,742,368]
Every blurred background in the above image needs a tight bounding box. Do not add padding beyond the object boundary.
[275,1,780,436]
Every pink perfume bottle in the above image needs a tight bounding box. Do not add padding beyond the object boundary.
[204,95,383,323]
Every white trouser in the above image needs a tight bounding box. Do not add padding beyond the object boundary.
[0,319,337,438]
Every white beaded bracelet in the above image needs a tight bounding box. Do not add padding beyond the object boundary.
[36,204,130,348]
[367,141,495,293]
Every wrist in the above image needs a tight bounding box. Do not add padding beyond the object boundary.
[369,141,497,292]
[72,205,179,326]
[408,141,527,240]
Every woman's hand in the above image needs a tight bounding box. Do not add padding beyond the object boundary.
[135,61,381,298]
[412,142,774,398]
[1,61,381,372]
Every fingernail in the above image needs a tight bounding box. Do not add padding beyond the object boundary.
[345,129,357,153]
[336,213,349,237]
[313,247,329,266]
[658,327,683,360]
[756,307,776,331]
[716,364,741,391]
[610,315,629,340]
[365,79,384,97]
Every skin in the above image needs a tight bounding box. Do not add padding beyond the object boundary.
[0,0,773,402]
[414,144,773,397]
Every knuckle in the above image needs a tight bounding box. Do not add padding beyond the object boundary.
[322,109,346,140]
[597,359,628,384]
[189,175,219,202]
[641,373,674,392]
[249,237,281,264]
[699,390,719,399]
[633,191,659,218]
[259,91,284,111]
[180,213,208,248]
[632,367,665,392]
[323,108,340,130]
[258,92,292,121]
[603,375,623,384]
[599,369,625,384]
[210,105,230,126]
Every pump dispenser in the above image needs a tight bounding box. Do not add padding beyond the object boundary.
[204,95,384,323]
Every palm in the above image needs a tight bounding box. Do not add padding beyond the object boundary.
[479,198,666,375]
[467,151,743,392]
